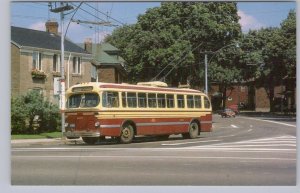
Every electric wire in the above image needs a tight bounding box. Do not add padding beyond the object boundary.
[84,2,125,26]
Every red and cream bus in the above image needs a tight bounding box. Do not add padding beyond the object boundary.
[64,81,212,144]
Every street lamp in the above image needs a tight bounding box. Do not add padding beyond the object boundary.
[203,42,240,95]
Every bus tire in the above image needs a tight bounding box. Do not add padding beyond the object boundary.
[183,121,199,139]
[82,137,98,145]
[119,123,134,144]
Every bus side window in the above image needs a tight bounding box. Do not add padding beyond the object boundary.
[204,96,211,109]
[157,94,166,108]
[167,94,174,108]
[187,95,194,108]
[138,93,147,108]
[127,92,137,108]
[102,91,119,108]
[194,95,201,108]
[177,95,185,108]
[122,92,126,107]
[148,93,157,108]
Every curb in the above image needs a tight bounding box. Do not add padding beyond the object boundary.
[11,138,64,144]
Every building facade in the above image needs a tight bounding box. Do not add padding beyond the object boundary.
[81,40,127,83]
[209,81,296,113]
[11,22,93,104]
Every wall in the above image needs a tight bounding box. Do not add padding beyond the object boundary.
[12,46,92,105]
[98,67,116,83]
[11,44,20,97]
[255,87,270,112]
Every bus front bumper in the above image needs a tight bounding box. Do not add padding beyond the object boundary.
[64,131,101,138]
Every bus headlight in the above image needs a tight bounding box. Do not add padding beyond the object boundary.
[95,121,100,128]
[69,123,76,128]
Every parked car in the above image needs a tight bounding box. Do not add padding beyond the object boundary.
[220,108,236,118]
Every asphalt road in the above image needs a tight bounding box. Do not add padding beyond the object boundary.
[11,114,296,185]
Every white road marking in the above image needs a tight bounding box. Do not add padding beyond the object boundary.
[184,135,296,153]
[12,155,296,161]
[183,147,296,152]
[231,124,239,128]
[203,144,296,147]
[198,135,296,146]
[239,117,296,127]
[161,139,221,146]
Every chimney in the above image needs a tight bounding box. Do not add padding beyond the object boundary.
[84,38,93,53]
[45,20,58,34]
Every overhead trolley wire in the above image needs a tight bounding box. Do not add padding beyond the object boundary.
[84,2,125,26]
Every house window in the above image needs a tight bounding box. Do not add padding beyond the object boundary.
[32,52,42,70]
[240,86,246,92]
[91,65,97,81]
[53,54,61,72]
[73,57,81,74]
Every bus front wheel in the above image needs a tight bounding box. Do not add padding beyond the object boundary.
[119,124,134,144]
[183,122,199,139]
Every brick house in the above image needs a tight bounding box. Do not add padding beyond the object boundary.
[209,83,249,111]
[209,80,296,112]
[11,21,93,104]
[81,39,127,83]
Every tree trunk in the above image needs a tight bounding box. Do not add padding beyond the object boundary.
[222,85,227,109]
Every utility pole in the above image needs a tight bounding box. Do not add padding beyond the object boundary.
[201,42,240,96]
[50,2,74,138]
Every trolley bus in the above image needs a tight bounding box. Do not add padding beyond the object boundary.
[64,81,212,144]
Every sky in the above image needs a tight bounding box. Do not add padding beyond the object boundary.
[10,1,296,43]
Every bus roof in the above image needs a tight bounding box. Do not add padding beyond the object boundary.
[68,82,205,95]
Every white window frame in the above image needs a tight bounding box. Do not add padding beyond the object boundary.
[32,52,42,70]
[72,56,81,74]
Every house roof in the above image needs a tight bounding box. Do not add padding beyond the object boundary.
[100,43,120,54]
[93,45,122,64]
[11,26,90,54]
[78,42,125,65]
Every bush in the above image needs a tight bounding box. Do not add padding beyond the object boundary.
[11,97,28,134]
[11,90,61,134]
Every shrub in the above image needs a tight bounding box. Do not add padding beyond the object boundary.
[11,90,61,134]
[11,97,28,134]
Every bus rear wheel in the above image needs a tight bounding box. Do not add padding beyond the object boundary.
[119,124,134,144]
[82,137,98,145]
[183,122,199,139]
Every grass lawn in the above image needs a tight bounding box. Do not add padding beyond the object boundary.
[11,131,62,140]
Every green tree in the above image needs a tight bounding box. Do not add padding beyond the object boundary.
[106,2,242,88]
[239,9,296,112]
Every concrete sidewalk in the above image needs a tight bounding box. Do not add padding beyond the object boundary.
[11,138,63,144]
[11,138,84,145]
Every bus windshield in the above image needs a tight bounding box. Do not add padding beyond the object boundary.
[67,93,100,108]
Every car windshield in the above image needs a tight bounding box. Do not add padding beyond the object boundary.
[67,93,100,108]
